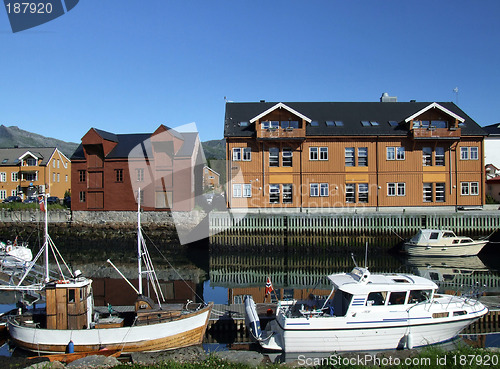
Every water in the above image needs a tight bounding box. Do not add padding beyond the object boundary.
[1,234,499,358]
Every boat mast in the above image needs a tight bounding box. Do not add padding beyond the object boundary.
[44,193,49,283]
[137,189,142,295]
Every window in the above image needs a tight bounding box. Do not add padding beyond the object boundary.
[319,147,328,160]
[310,183,319,197]
[282,148,292,167]
[243,184,251,198]
[11,172,18,182]
[345,148,355,167]
[423,183,433,202]
[396,147,405,160]
[387,147,405,161]
[242,147,251,161]
[358,183,369,203]
[387,183,396,196]
[430,232,439,240]
[57,160,60,168]
[232,148,241,161]
[262,121,279,129]
[136,168,144,182]
[435,147,445,166]
[310,121,319,126]
[79,191,86,203]
[470,147,478,160]
[281,120,299,129]
[423,147,432,166]
[386,147,395,161]
[53,173,56,182]
[358,147,368,166]
[320,183,329,197]
[232,184,242,198]
[460,147,469,160]
[25,172,37,181]
[397,183,406,196]
[282,184,293,204]
[239,121,249,127]
[345,184,355,203]
[461,182,469,196]
[115,169,123,182]
[269,148,279,167]
[53,160,56,168]
[435,183,445,202]
[65,175,68,182]
[366,292,387,306]
[309,147,318,160]
[269,184,280,204]
[462,182,479,196]
[57,173,60,182]
[388,292,407,305]
[68,289,75,303]
[0,173,6,182]
[26,158,37,166]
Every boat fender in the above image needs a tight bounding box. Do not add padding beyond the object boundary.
[266,308,274,316]
[244,296,262,340]
[6,245,12,252]
[66,340,74,354]
[406,333,413,349]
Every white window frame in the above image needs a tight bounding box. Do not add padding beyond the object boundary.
[470,182,479,195]
[320,183,329,197]
[319,147,328,161]
[269,147,279,167]
[232,148,242,161]
[358,147,368,166]
[435,183,445,202]
[386,147,395,161]
[396,147,405,160]
[397,183,406,196]
[282,184,293,204]
[345,183,355,203]
[470,147,478,160]
[242,147,251,161]
[11,172,18,182]
[282,148,292,167]
[232,184,242,198]
[345,147,355,167]
[358,183,369,203]
[460,147,469,160]
[310,183,319,197]
[269,184,280,204]
[387,183,396,196]
[0,190,6,200]
[423,183,433,202]
[423,147,432,166]
[243,184,251,198]
[0,172,6,182]
[309,147,318,161]
[435,147,445,166]
[460,182,469,196]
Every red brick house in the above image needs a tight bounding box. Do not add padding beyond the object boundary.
[71,126,204,211]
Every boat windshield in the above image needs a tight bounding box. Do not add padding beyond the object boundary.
[442,232,456,238]
[332,290,352,316]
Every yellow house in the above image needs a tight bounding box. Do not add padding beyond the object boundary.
[0,147,71,201]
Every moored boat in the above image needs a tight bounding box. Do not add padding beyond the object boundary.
[403,229,488,257]
[2,191,213,354]
[246,266,488,352]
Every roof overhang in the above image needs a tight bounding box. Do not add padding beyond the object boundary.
[249,102,312,124]
[404,102,465,123]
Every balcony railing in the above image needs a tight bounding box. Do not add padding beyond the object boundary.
[257,128,305,140]
[411,127,461,139]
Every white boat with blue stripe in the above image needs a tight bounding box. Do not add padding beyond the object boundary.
[246,267,488,353]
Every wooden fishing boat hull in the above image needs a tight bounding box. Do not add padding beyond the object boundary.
[8,303,212,354]
[29,349,121,363]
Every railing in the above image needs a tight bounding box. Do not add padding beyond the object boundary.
[411,127,461,139]
[257,128,305,140]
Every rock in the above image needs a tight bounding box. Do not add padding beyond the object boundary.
[66,355,120,368]
[212,350,266,367]
[131,345,207,365]
[24,361,65,369]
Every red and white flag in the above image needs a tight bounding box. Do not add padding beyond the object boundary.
[265,277,274,297]
[38,196,45,212]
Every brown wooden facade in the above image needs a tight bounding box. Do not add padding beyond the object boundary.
[225,102,486,209]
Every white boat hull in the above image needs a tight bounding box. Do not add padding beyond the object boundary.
[259,301,487,352]
[403,241,488,257]
[7,304,212,354]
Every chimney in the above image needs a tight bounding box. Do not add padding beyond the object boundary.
[380,92,397,102]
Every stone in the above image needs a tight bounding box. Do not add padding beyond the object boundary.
[212,350,266,367]
[131,346,207,365]
[66,355,120,368]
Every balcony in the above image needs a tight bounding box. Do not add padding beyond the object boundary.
[257,127,305,140]
[411,127,461,140]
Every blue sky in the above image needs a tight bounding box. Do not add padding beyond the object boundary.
[1,0,499,144]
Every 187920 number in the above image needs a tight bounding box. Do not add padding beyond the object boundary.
[5,2,53,14]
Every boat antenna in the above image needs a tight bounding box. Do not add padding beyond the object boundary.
[137,188,143,295]
[350,253,358,268]
[43,193,49,282]
[365,241,368,269]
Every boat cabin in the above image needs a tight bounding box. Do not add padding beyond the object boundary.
[45,278,92,330]
[409,229,474,245]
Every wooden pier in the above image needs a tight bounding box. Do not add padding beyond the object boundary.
[210,211,500,238]
[208,303,275,333]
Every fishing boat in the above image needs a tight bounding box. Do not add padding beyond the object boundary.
[245,266,488,352]
[403,229,488,257]
[2,192,212,354]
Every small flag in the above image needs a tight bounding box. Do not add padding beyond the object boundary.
[265,277,274,297]
[38,196,45,212]
[13,236,18,247]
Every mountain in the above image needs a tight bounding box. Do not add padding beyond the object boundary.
[201,139,225,160]
[0,125,79,158]
[0,125,226,161]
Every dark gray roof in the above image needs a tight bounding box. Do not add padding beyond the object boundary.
[482,123,500,136]
[224,102,486,138]
[0,147,58,166]
[71,129,199,160]
[94,129,119,142]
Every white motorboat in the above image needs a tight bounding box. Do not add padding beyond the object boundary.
[0,238,33,268]
[245,266,488,352]
[2,192,212,354]
[403,229,488,257]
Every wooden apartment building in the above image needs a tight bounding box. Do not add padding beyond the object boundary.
[224,99,487,209]
[71,126,204,211]
[0,147,71,200]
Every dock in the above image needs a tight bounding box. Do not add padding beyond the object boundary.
[208,303,276,333]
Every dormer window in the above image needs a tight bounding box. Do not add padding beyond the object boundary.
[26,158,37,166]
